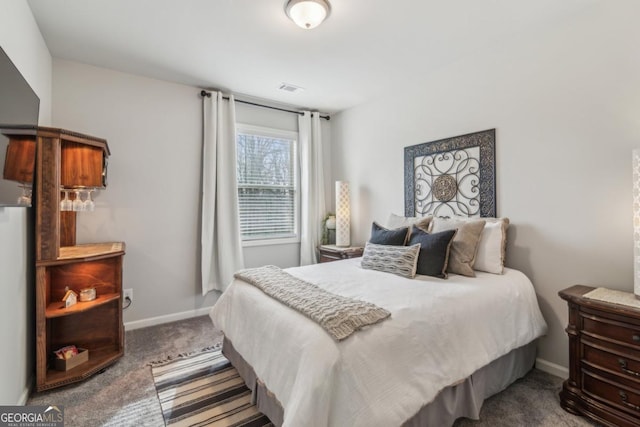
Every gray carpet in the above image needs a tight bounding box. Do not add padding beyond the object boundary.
[452,370,597,427]
[28,316,222,427]
[28,316,597,427]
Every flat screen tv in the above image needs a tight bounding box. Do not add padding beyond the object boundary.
[0,46,40,207]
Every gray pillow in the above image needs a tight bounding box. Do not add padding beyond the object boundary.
[430,217,486,277]
[370,222,409,246]
[443,216,510,274]
[361,242,420,278]
[408,226,456,278]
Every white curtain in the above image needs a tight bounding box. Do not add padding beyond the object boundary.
[299,111,326,265]
[201,92,245,295]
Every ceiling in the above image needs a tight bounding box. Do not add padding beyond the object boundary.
[27,0,595,114]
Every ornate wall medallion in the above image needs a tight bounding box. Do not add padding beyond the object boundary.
[433,174,457,201]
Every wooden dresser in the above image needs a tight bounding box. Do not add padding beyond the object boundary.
[559,285,640,426]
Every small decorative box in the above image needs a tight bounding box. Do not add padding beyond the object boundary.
[53,348,89,371]
[79,287,97,302]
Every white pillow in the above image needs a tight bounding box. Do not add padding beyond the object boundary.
[474,219,509,274]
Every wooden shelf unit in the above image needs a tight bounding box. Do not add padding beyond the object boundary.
[33,127,109,256]
[6,126,126,392]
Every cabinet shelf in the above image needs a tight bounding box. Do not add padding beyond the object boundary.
[37,242,126,267]
[59,242,125,260]
[41,347,123,391]
[45,293,120,318]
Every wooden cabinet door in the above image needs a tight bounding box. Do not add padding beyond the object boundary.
[3,136,35,183]
[61,141,105,188]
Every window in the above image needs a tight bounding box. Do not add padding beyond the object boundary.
[236,124,299,245]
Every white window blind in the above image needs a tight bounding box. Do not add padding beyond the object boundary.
[236,126,298,242]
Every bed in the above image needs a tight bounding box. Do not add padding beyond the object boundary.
[210,130,547,426]
[210,258,547,426]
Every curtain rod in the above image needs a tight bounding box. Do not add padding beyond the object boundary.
[200,90,330,121]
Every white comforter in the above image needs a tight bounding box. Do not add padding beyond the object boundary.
[210,259,547,427]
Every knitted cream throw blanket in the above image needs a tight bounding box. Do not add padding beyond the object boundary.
[234,265,391,341]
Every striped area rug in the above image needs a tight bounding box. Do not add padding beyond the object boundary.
[151,347,273,427]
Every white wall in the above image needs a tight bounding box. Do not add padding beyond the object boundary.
[330,1,640,371]
[53,59,217,324]
[52,59,329,326]
[0,0,52,405]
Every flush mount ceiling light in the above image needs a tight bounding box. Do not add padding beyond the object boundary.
[285,0,331,30]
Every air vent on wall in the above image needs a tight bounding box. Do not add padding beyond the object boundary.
[279,83,305,93]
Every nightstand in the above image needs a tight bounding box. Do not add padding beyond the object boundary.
[559,285,640,427]
[318,245,364,263]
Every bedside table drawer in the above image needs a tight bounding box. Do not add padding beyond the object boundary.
[583,315,640,349]
[583,370,640,415]
[320,253,344,263]
[583,341,640,383]
[318,245,364,263]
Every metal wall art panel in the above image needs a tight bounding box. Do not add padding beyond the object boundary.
[404,129,496,218]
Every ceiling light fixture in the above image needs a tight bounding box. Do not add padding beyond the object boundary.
[285,0,331,30]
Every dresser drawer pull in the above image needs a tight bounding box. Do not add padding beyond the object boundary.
[618,358,640,377]
[619,391,640,411]
[633,334,640,342]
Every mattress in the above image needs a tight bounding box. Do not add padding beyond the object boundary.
[210,258,548,427]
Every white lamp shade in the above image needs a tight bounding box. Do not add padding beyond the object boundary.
[633,149,640,297]
[335,181,350,247]
[285,0,330,29]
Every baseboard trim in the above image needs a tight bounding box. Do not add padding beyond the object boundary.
[124,307,212,331]
[535,357,568,379]
[18,377,32,405]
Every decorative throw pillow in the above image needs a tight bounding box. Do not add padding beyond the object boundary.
[361,242,421,278]
[369,222,409,246]
[387,213,432,234]
[440,216,510,274]
[429,217,486,277]
[408,226,457,278]
[473,218,509,274]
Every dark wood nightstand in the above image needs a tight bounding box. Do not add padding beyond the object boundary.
[559,285,640,427]
[318,245,364,263]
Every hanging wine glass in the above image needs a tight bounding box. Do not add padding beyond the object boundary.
[17,184,32,206]
[72,189,84,211]
[83,189,95,212]
[60,189,72,211]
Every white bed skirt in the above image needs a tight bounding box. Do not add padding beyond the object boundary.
[222,336,538,427]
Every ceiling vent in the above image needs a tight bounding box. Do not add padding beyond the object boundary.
[279,83,305,93]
